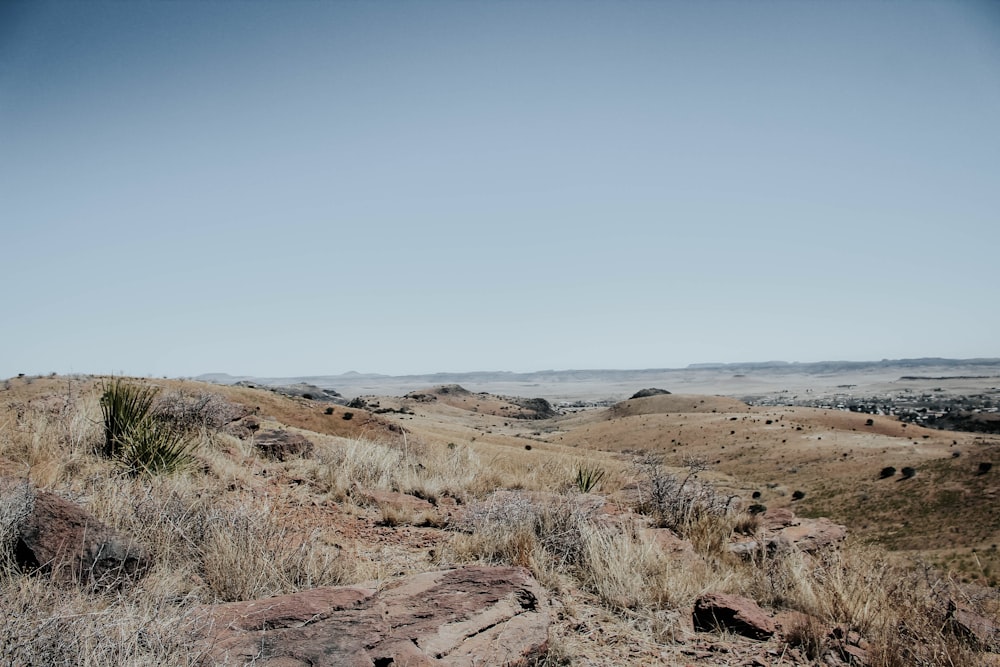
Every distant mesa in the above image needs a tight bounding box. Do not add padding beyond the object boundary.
[630,388,672,399]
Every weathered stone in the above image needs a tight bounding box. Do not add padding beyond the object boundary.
[693,592,776,640]
[762,507,798,530]
[777,517,847,553]
[254,430,314,461]
[12,488,148,588]
[948,600,999,650]
[198,566,549,666]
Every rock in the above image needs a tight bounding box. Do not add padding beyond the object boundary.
[762,507,798,530]
[224,415,261,439]
[693,593,776,640]
[254,430,314,461]
[11,486,148,588]
[947,600,999,650]
[198,566,549,666]
[776,517,847,553]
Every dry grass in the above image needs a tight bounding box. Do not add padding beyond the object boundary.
[2,375,997,666]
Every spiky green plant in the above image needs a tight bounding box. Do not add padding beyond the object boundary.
[575,464,606,493]
[99,378,195,476]
[116,421,197,477]
[99,378,158,459]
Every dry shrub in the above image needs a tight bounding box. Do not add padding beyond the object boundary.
[318,438,490,503]
[0,570,206,666]
[633,455,734,539]
[199,501,350,602]
[0,390,99,486]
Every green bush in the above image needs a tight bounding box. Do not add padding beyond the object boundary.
[100,378,158,459]
[99,378,196,477]
[115,420,196,477]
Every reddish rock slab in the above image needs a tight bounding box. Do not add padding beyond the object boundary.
[198,566,549,666]
[12,486,148,588]
[693,593,776,640]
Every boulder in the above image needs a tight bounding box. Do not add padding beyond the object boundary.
[776,517,847,553]
[11,485,148,588]
[693,592,776,640]
[254,430,314,461]
[198,566,549,666]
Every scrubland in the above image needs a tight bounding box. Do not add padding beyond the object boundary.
[0,375,996,665]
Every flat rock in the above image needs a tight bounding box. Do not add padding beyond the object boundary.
[693,592,776,640]
[10,484,148,588]
[198,566,549,666]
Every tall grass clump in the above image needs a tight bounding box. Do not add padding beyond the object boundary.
[99,378,196,477]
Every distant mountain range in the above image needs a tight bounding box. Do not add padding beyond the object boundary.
[196,357,1000,387]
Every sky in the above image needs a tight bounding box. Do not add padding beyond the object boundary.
[2,0,999,379]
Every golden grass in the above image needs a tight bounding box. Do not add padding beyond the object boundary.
[1,375,996,666]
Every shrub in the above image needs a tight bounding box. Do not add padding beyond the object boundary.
[99,379,196,477]
[634,456,730,534]
[900,466,916,480]
[99,378,158,459]
[574,464,606,493]
[152,389,243,432]
[115,420,197,477]
[791,490,806,501]
[977,462,992,475]
[342,411,354,421]
[748,503,767,515]
[879,466,897,479]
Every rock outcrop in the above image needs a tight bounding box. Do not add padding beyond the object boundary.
[4,479,148,588]
[198,566,549,666]
[693,592,776,640]
[730,508,846,557]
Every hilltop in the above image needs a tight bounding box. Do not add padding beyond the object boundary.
[1,373,998,665]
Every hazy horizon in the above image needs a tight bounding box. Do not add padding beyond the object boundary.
[3,1,999,380]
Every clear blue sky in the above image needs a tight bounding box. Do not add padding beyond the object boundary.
[2,0,998,378]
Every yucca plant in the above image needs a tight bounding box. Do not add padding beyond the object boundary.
[116,420,197,477]
[99,378,195,476]
[575,464,606,493]
[99,378,158,459]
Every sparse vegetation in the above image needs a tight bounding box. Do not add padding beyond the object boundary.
[2,374,998,666]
